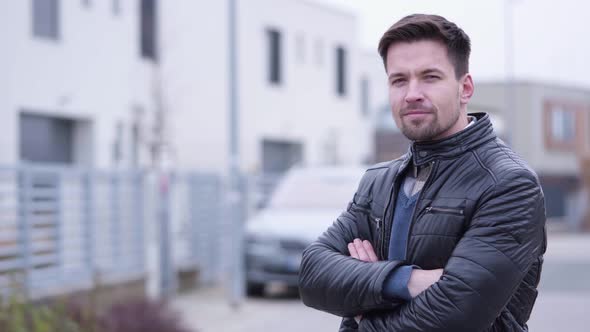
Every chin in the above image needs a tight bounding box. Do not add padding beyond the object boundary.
[402,126,439,142]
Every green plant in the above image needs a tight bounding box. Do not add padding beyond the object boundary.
[0,293,85,332]
[0,271,191,332]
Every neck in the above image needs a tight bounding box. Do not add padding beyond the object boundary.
[426,114,469,142]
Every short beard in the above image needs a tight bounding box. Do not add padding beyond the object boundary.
[400,107,461,142]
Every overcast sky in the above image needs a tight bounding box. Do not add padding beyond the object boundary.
[312,0,590,89]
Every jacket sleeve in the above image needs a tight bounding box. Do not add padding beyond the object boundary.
[359,170,546,331]
[298,171,405,317]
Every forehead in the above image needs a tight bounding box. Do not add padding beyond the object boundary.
[385,40,454,75]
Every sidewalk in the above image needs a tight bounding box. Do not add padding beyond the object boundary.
[171,233,590,331]
[171,287,340,332]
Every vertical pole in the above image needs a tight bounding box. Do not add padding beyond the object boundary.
[504,0,516,145]
[189,175,205,283]
[84,172,95,280]
[112,174,120,272]
[136,172,145,272]
[159,172,174,297]
[18,167,32,298]
[55,171,64,281]
[228,0,244,307]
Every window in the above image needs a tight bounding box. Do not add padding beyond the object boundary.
[113,0,121,15]
[140,0,157,61]
[20,113,74,164]
[33,0,60,40]
[360,77,369,116]
[336,46,347,96]
[262,139,302,174]
[551,107,575,142]
[267,28,282,85]
[544,100,579,150]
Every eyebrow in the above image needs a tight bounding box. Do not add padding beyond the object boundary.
[388,68,446,81]
[421,68,445,76]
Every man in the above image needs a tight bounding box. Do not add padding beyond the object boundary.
[298,14,546,331]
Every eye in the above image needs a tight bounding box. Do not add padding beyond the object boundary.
[424,75,440,81]
[390,78,406,86]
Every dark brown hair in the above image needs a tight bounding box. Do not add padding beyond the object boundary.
[378,14,471,78]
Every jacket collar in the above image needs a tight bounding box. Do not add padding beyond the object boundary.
[406,112,497,166]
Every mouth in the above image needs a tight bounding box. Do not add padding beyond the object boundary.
[402,110,433,118]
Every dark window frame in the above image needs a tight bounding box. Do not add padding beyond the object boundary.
[267,28,282,85]
[19,112,75,164]
[113,0,121,15]
[32,0,60,40]
[140,0,158,61]
[336,46,347,96]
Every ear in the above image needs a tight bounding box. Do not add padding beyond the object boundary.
[459,74,474,105]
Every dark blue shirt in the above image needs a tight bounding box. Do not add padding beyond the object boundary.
[382,187,418,301]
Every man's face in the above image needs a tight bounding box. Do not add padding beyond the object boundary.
[385,40,473,141]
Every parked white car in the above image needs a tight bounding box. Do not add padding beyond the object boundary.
[245,166,366,296]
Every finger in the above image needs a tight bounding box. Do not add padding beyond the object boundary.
[348,243,360,259]
[354,239,370,262]
[362,240,378,262]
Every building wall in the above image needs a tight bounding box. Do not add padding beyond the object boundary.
[472,81,590,221]
[472,82,590,176]
[0,1,156,168]
[2,0,373,174]
[532,84,590,175]
[159,0,373,175]
[159,0,230,173]
[237,0,370,173]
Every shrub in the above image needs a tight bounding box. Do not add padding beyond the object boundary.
[99,298,191,332]
[0,294,83,332]
[0,295,191,332]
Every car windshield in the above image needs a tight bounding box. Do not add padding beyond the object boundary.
[268,168,364,210]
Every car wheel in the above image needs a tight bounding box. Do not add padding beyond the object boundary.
[246,282,265,297]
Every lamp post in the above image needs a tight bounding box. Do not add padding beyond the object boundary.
[504,0,518,145]
[228,0,245,308]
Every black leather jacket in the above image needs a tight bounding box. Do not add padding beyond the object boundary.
[299,113,547,331]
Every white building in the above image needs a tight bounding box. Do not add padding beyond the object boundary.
[161,0,372,175]
[1,0,375,175]
[0,0,161,169]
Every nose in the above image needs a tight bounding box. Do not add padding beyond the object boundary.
[404,80,424,104]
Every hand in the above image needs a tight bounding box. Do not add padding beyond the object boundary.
[348,238,378,325]
[407,268,443,298]
[347,238,378,263]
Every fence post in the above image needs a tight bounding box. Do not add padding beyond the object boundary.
[229,173,245,307]
[111,173,120,273]
[190,174,222,286]
[18,167,32,298]
[55,170,64,282]
[189,175,200,283]
[158,172,175,298]
[83,171,95,280]
[136,172,145,273]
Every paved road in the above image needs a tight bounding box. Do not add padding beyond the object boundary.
[171,234,590,331]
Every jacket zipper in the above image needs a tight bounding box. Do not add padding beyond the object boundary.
[405,161,438,260]
[424,206,464,216]
[373,217,383,232]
